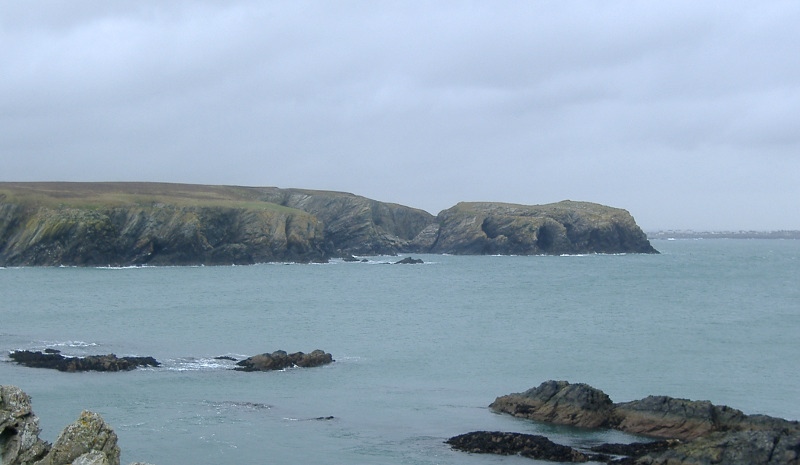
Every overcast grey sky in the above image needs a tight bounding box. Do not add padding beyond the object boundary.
[2,1,798,230]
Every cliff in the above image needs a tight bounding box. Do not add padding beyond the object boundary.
[0,182,657,266]
[424,201,657,255]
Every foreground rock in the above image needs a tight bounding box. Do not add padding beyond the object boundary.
[9,350,160,372]
[234,350,333,372]
[479,380,800,464]
[1,385,151,465]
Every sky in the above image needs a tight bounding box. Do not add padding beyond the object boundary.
[2,1,799,231]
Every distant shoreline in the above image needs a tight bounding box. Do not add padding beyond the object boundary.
[648,230,800,240]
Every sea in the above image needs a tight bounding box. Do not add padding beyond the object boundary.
[1,239,798,465]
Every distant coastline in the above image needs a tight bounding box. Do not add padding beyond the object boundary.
[648,230,800,240]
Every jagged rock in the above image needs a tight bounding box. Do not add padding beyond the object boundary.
[234,350,334,372]
[446,431,589,462]
[0,385,50,465]
[35,410,121,465]
[394,257,423,264]
[490,380,615,428]
[9,350,160,372]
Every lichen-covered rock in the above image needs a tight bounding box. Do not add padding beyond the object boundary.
[0,385,50,465]
[489,380,616,428]
[35,410,121,465]
[234,350,334,372]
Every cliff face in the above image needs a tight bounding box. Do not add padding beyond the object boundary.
[251,187,436,255]
[424,201,658,255]
[0,183,658,266]
[0,183,331,266]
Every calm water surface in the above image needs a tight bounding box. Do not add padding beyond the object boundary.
[1,239,798,464]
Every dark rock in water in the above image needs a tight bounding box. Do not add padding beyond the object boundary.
[43,348,61,354]
[9,350,160,372]
[234,350,334,372]
[486,380,800,465]
[590,440,679,460]
[214,355,238,361]
[394,257,423,264]
[342,255,360,262]
[490,380,615,429]
[446,431,589,462]
[315,416,335,421]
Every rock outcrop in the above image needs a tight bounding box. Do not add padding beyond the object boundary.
[234,350,333,372]
[476,380,800,464]
[425,201,657,255]
[8,350,160,372]
[0,182,658,266]
[1,385,149,465]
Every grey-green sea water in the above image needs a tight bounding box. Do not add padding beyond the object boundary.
[1,239,798,464]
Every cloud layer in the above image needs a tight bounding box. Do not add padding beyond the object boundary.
[2,1,799,230]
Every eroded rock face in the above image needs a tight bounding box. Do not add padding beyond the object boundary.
[0,385,49,465]
[234,350,334,372]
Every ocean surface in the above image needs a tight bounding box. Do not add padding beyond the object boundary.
[1,239,798,464]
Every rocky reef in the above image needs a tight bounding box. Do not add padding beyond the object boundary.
[234,349,334,372]
[8,350,159,372]
[0,385,152,465]
[0,182,657,266]
[447,380,800,464]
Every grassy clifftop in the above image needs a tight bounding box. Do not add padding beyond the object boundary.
[0,183,657,266]
[0,182,436,266]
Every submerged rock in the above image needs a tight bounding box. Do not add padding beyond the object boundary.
[9,350,160,372]
[234,350,333,372]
